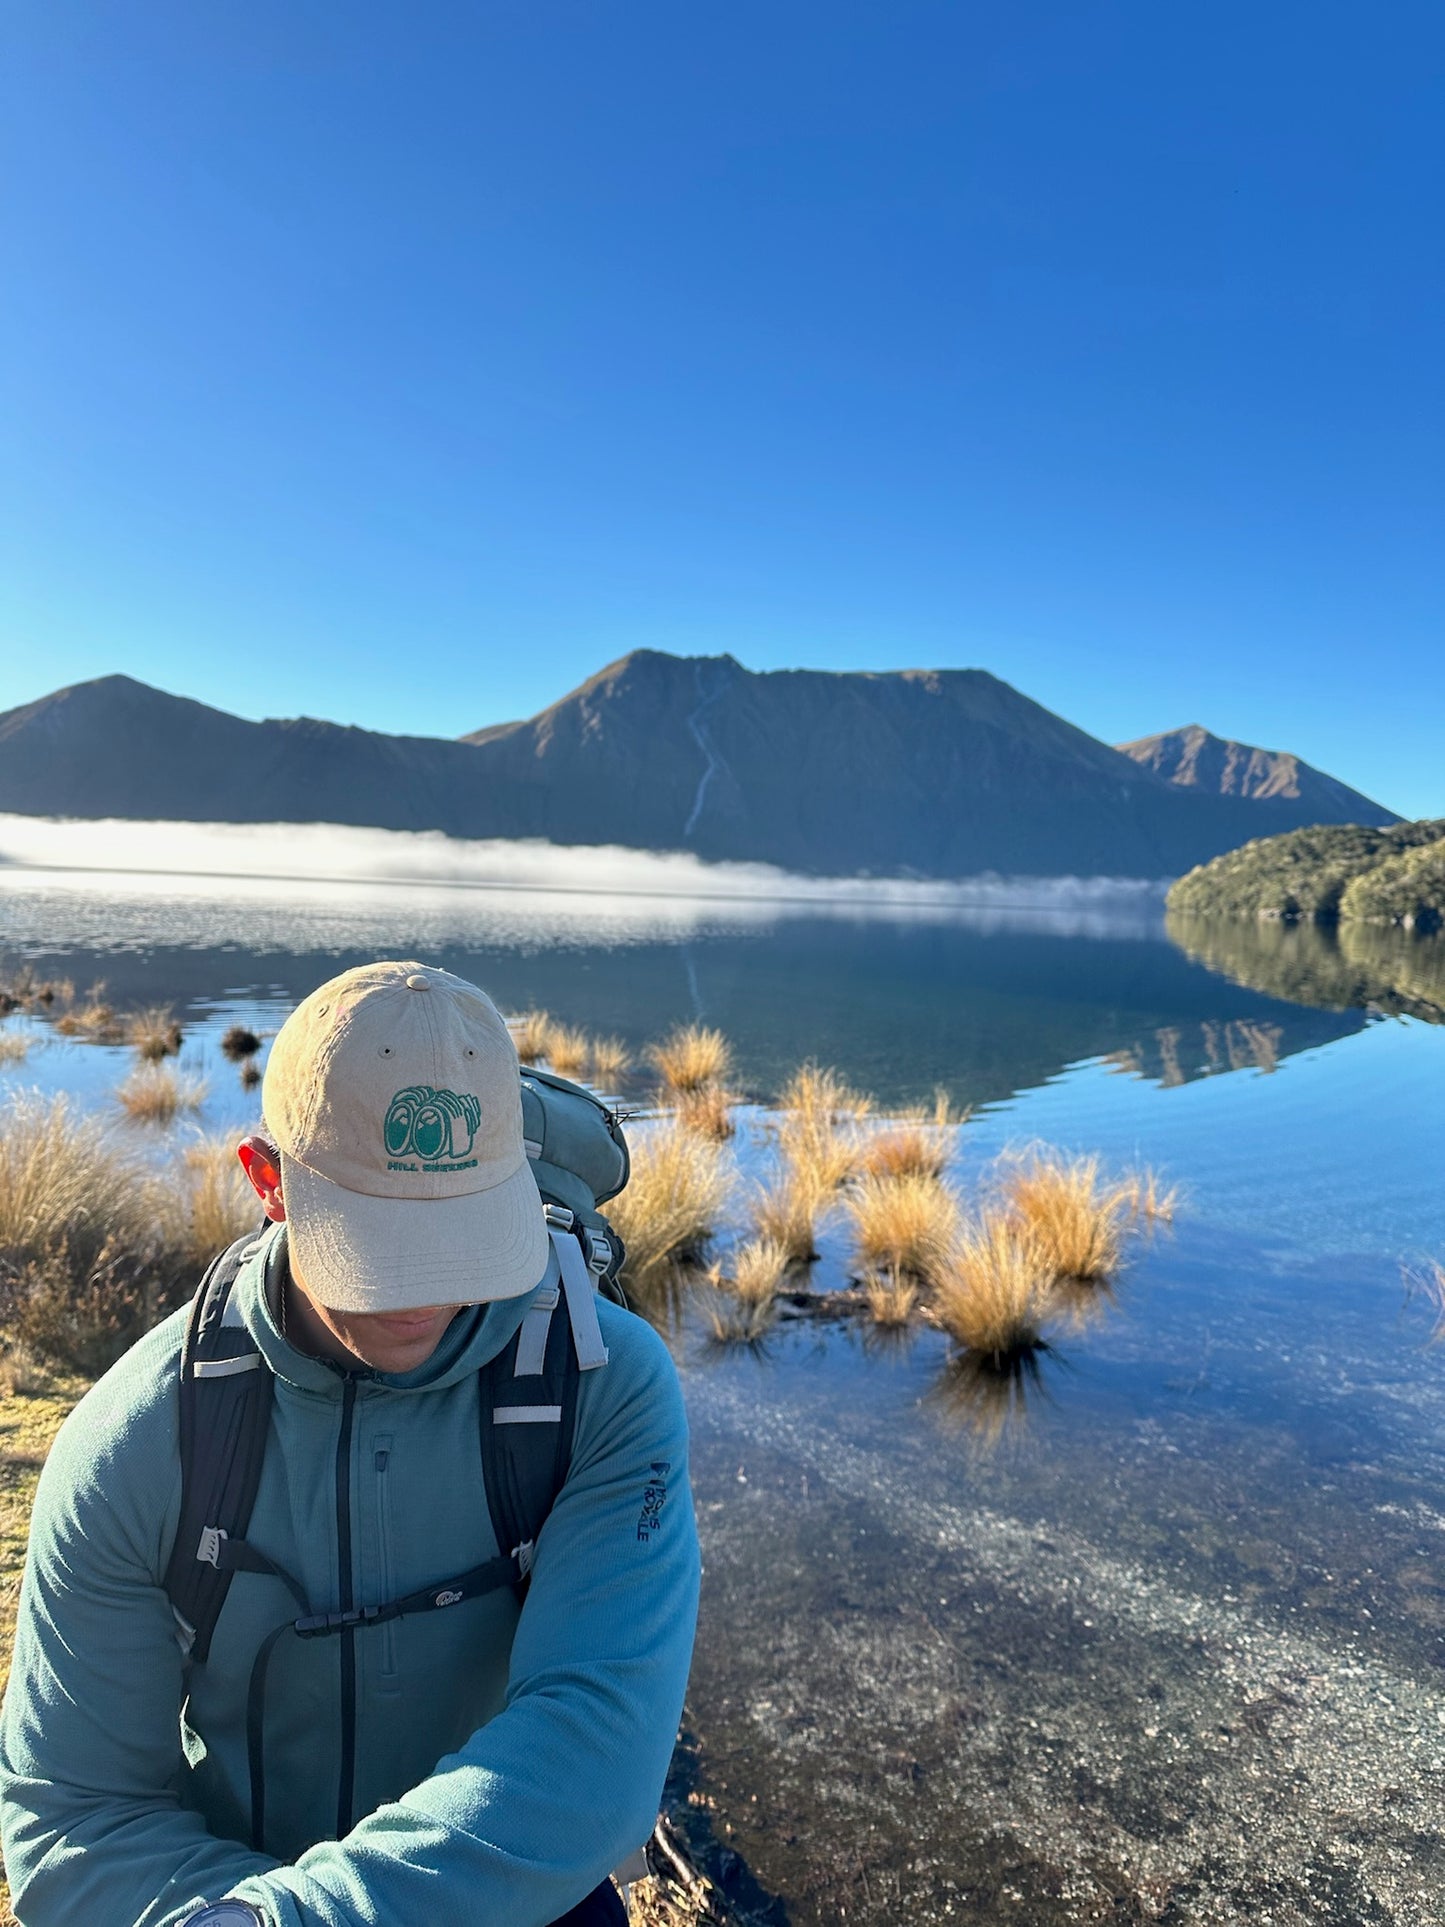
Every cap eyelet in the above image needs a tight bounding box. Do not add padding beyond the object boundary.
[378,1044,394,1057]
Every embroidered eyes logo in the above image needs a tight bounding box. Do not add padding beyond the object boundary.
[384,1086,482,1167]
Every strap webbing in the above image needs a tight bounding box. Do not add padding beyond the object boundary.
[241,1545,524,1851]
[552,1228,609,1371]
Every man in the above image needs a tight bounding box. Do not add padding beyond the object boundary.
[0,961,700,1926]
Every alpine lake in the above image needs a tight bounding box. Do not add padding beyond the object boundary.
[2,858,1444,1927]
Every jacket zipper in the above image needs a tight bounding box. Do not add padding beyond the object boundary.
[373,1438,398,1680]
[335,1377,357,1839]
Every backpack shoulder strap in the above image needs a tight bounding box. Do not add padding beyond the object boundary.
[479,1221,609,1585]
[163,1230,276,1662]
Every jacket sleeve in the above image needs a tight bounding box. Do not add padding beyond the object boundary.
[0,1353,285,1926]
[225,1310,701,1927]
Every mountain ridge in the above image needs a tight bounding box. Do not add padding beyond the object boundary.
[0,652,1399,879]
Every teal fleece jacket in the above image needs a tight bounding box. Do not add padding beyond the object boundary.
[0,1225,700,1926]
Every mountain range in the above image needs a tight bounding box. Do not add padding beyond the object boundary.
[0,651,1397,880]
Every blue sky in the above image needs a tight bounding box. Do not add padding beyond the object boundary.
[2,2,1441,816]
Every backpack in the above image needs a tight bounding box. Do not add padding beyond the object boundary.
[161,1069,631,1852]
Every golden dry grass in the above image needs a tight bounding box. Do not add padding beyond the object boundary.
[0,1032,30,1065]
[588,1035,630,1084]
[649,1025,731,1095]
[844,1171,960,1283]
[859,1094,965,1183]
[1118,1165,1180,1225]
[544,1023,592,1077]
[606,1121,732,1287]
[127,1006,183,1061]
[0,970,73,1013]
[53,994,120,1041]
[158,1135,260,1268]
[863,1268,919,1326]
[775,1063,871,1197]
[510,1009,558,1062]
[117,1064,208,1124]
[699,1237,786,1344]
[675,1084,735,1140]
[0,1093,199,1376]
[730,1236,790,1306]
[750,1165,829,1262]
[1001,1148,1129,1283]
[930,1213,1054,1360]
[0,1093,151,1270]
[701,1290,774,1345]
[783,1062,873,1124]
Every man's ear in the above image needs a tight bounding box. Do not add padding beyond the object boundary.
[237,1134,286,1222]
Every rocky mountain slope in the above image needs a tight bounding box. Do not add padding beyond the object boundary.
[1117,723,1395,826]
[0,653,1400,879]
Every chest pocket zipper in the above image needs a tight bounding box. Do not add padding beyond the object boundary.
[373,1439,398,1682]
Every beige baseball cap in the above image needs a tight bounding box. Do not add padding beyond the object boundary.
[262,960,548,1312]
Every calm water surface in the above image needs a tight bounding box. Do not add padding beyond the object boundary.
[2,862,1444,1924]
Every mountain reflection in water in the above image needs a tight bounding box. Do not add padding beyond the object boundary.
[0,863,1399,1110]
[1167,912,1445,1026]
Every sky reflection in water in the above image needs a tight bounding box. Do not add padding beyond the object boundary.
[2,862,1444,1921]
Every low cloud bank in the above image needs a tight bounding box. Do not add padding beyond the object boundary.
[0,815,1169,920]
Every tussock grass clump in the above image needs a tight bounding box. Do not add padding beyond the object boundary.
[700,1241,783,1344]
[221,1024,261,1061]
[697,1233,782,1341]
[588,1035,630,1084]
[931,1215,1053,1362]
[860,1093,966,1183]
[1001,1148,1129,1283]
[864,1268,919,1327]
[606,1122,731,1287]
[128,1006,183,1061]
[0,969,73,1013]
[0,1093,192,1375]
[159,1136,260,1267]
[845,1171,960,1284]
[730,1236,789,1307]
[0,1094,147,1271]
[776,1063,870,1196]
[543,1024,591,1077]
[702,1290,774,1345]
[510,1010,557,1062]
[676,1084,735,1140]
[751,1166,829,1262]
[0,1032,30,1065]
[53,994,121,1042]
[118,1065,207,1124]
[240,1061,262,1091]
[1118,1166,1180,1225]
[649,1024,731,1095]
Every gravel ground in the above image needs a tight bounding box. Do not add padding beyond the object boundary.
[680,1352,1445,1927]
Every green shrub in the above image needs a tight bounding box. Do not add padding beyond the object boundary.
[1338,836,1445,930]
[1168,819,1445,921]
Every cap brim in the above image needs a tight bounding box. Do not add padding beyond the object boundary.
[280,1150,549,1312]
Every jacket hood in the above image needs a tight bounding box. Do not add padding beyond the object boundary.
[234,1221,548,1397]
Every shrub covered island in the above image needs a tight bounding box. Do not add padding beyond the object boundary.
[1168,817,1445,925]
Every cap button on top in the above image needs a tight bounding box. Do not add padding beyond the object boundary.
[404,973,431,991]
